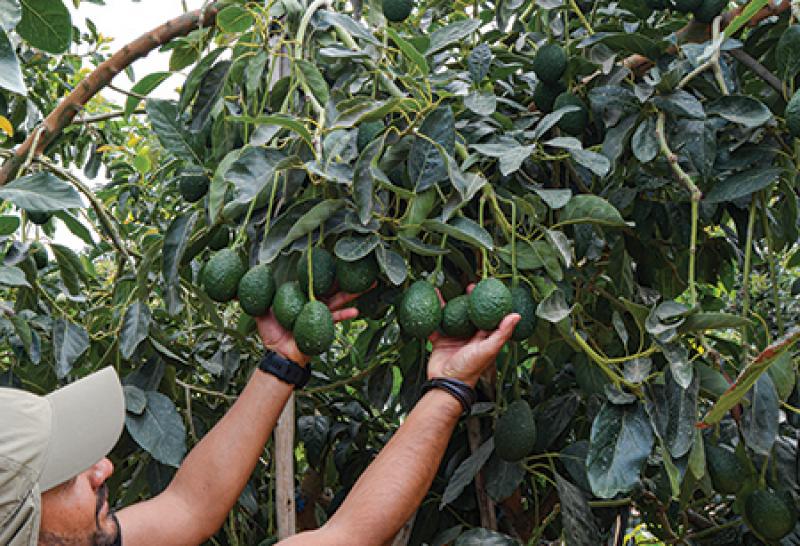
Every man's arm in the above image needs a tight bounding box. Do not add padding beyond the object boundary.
[281,310,521,546]
[117,292,359,546]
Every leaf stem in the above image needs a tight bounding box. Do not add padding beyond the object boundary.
[759,191,784,336]
[741,198,757,350]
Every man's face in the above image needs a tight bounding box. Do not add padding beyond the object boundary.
[39,458,120,546]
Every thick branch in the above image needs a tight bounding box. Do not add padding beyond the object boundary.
[729,48,784,94]
[0,4,221,185]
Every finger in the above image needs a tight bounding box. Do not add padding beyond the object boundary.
[479,313,521,352]
[429,331,442,343]
[466,283,476,295]
[332,308,359,322]
[325,291,362,311]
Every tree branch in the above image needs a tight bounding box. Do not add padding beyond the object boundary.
[73,109,147,125]
[0,3,221,185]
[729,48,784,94]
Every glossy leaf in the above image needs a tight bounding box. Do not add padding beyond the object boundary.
[52,319,90,379]
[441,437,494,507]
[0,27,24,94]
[125,391,187,467]
[0,172,83,211]
[16,0,71,54]
[408,106,455,191]
[120,302,151,360]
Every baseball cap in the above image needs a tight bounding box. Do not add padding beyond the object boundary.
[0,367,125,545]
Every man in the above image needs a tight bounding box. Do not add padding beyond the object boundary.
[1,288,519,546]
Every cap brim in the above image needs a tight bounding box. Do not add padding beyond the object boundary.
[39,367,125,491]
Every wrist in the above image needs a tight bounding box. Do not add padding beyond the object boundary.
[421,388,464,419]
[420,378,477,416]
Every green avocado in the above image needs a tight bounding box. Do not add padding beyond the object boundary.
[671,0,702,12]
[30,241,48,269]
[468,278,512,331]
[745,489,797,541]
[208,226,231,251]
[553,92,589,135]
[494,399,537,462]
[237,264,276,317]
[273,282,308,330]
[382,0,413,22]
[357,121,384,153]
[787,90,800,138]
[533,43,567,85]
[178,172,210,203]
[336,254,378,294]
[397,280,442,339]
[203,248,247,303]
[533,81,566,113]
[442,295,477,338]
[705,444,745,495]
[693,0,728,23]
[293,300,335,356]
[511,285,536,341]
[297,248,336,297]
[27,211,52,225]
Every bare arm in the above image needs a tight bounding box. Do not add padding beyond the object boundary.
[118,292,359,546]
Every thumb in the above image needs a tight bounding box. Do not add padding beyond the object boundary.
[479,313,520,355]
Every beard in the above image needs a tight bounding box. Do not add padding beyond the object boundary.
[91,484,121,546]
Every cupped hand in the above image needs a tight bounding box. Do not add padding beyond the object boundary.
[255,291,361,367]
[427,284,520,387]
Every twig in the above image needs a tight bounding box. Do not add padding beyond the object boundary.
[677,17,728,94]
[176,378,237,400]
[107,83,147,100]
[729,49,784,94]
[73,109,147,124]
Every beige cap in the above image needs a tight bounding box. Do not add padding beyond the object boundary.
[0,367,125,545]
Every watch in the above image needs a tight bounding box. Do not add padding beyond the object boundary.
[258,351,311,389]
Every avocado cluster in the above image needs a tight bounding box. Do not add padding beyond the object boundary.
[531,43,589,136]
[397,278,536,341]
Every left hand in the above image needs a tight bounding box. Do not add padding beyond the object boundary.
[256,291,361,367]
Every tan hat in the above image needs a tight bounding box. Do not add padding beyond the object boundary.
[0,367,125,545]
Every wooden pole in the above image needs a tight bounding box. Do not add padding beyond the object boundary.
[275,396,296,539]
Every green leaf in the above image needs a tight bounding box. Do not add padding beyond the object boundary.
[560,195,627,227]
[467,43,493,83]
[386,27,429,75]
[455,529,518,546]
[189,60,230,132]
[162,212,197,315]
[16,0,71,54]
[297,415,329,468]
[441,438,494,507]
[704,167,782,204]
[662,342,692,389]
[741,373,779,456]
[0,172,83,212]
[52,318,89,379]
[296,59,330,106]
[353,135,384,225]
[767,352,794,401]
[426,19,481,55]
[230,114,314,150]
[120,301,151,360]
[216,4,254,33]
[471,140,534,176]
[587,402,654,498]
[125,391,187,467]
[284,200,344,248]
[484,455,525,502]
[0,265,28,287]
[51,243,87,295]
[225,146,286,205]
[375,245,407,285]
[776,24,800,80]
[422,217,493,250]
[464,90,496,116]
[632,116,658,163]
[178,47,227,112]
[333,97,417,128]
[146,99,201,165]
[398,235,449,257]
[314,11,380,46]
[53,210,95,247]
[707,95,772,128]
[0,215,18,235]
[334,233,381,261]
[536,290,572,323]
[0,28,24,94]
[556,473,600,546]
[124,384,147,415]
[724,0,768,38]
[408,106,455,191]
[498,240,561,280]
[580,31,662,58]
[653,90,705,119]
[678,312,751,333]
[0,0,21,31]
[125,72,171,118]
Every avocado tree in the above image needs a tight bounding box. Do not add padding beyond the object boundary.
[2,0,800,544]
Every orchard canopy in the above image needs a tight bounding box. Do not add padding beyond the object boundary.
[2,0,800,543]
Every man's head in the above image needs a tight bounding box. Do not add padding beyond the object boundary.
[0,368,125,546]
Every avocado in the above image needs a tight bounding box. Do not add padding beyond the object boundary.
[237,264,276,317]
[397,280,442,339]
[178,172,210,203]
[745,489,797,541]
[273,282,308,330]
[671,0,702,12]
[293,300,335,356]
[705,444,745,495]
[533,43,567,85]
[787,89,800,138]
[468,278,512,331]
[511,285,536,341]
[533,81,566,113]
[382,0,413,22]
[297,248,336,297]
[442,295,477,338]
[336,254,378,294]
[30,242,48,269]
[27,211,52,225]
[553,92,589,135]
[494,399,537,462]
[357,121,384,153]
[203,248,247,303]
[208,226,231,251]
[693,0,727,23]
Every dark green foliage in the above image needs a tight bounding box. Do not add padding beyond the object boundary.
[208,226,231,251]
[237,313,256,335]
[382,0,413,21]
[671,0,702,12]
[178,172,210,202]
[397,280,442,339]
[494,400,537,462]
[787,90,800,138]
[745,489,796,541]
[297,248,336,297]
[357,121,384,153]
[336,255,378,294]
[203,248,246,302]
[237,264,276,317]
[510,285,536,341]
[705,444,745,495]
[645,0,668,9]
[693,0,728,23]
[27,211,52,225]
[30,241,48,269]
[468,278,512,331]
[554,92,588,135]
[533,44,567,85]
[294,300,335,355]
[533,81,566,113]
[441,295,476,338]
[273,282,308,330]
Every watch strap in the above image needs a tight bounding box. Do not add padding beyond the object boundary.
[420,378,477,415]
[258,351,310,389]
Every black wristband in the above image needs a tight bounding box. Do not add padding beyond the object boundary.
[258,351,310,389]
[420,378,477,415]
